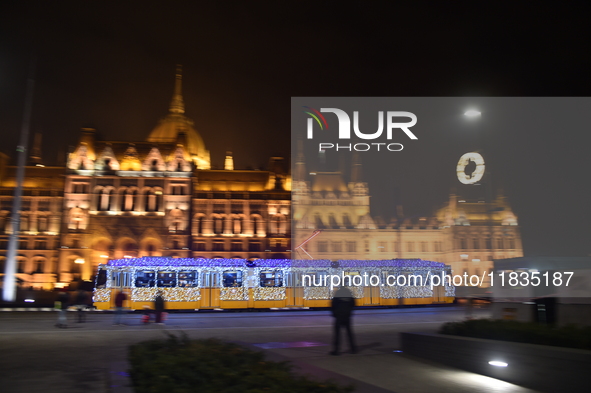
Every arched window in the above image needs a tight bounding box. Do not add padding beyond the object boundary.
[343,214,352,228]
[214,216,224,234]
[17,258,26,273]
[496,238,504,249]
[459,238,467,250]
[269,215,278,234]
[38,217,48,232]
[508,238,515,249]
[34,259,44,273]
[314,213,325,229]
[99,189,113,211]
[145,190,156,212]
[328,213,337,228]
[20,216,28,232]
[233,217,242,234]
[197,216,204,235]
[147,244,157,256]
[119,189,127,211]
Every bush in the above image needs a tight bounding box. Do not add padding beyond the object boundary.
[439,319,591,350]
[129,334,353,393]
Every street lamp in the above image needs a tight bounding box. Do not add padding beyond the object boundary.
[464,109,481,118]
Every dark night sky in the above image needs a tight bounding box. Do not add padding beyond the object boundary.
[1,1,590,257]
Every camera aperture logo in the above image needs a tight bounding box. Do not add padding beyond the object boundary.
[303,106,418,152]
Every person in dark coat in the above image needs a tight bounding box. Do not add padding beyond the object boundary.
[74,289,88,323]
[154,291,165,324]
[55,291,69,328]
[113,290,127,325]
[330,287,357,355]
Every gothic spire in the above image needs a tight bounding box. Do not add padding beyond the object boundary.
[294,139,307,181]
[350,152,362,182]
[169,64,185,114]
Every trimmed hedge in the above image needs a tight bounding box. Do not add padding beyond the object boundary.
[439,319,591,350]
[129,334,353,393]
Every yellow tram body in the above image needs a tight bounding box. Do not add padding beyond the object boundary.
[93,257,455,310]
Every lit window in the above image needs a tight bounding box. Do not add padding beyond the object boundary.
[157,271,177,287]
[135,271,155,287]
[223,271,243,287]
[259,270,283,287]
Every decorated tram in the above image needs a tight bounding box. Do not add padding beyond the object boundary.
[92,257,454,310]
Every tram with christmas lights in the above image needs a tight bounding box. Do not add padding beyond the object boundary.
[92,257,454,310]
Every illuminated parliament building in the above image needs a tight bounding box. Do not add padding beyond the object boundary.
[0,69,523,290]
[0,68,291,289]
[292,151,524,286]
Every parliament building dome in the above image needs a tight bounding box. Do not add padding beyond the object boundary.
[147,66,211,169]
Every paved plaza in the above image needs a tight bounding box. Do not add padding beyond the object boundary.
[0,306,539,392]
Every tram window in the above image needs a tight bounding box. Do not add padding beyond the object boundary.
[260,271,283,287]
[303,271,327,286]
[157,271,177,287]
[96,270,107,288]
[113,272,123,287]
[342,271,360,286]
[223,271,243,287]
[178,271,198,287]
[135,270,156,287]
[113,272,132,287]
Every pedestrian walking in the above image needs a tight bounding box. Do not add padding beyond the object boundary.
[55,291,69,328]
[113,290,127,325]
[141,305,151,324]
[154,291,165,324]
[330,287,357,355]
[75,289,88,323]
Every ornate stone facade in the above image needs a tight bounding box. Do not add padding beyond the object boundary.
[0,68,290,289]
[292,154,523,285]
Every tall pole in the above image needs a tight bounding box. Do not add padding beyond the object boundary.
[465,109,495,284]
[3,59,35,302]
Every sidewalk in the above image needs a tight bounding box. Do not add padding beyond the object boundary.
[252,344,539,393]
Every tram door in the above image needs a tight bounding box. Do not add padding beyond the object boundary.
[111,271,133,309]
[287,271,303,307]
[363,283,381,305]
[433,278,445,302]
[201,271,220,308]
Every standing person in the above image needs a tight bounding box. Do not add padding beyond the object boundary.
[113,290,127,326]
[154,291,165,324]
[330,287,357,355]
[75,289,88,323]
[55,291,69,328]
